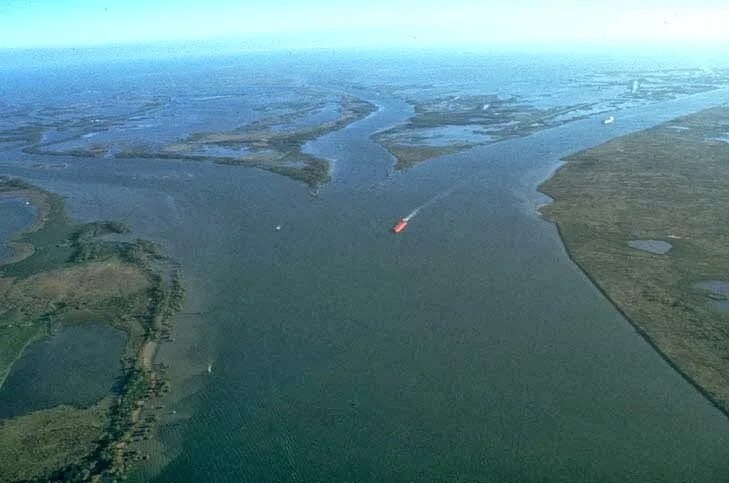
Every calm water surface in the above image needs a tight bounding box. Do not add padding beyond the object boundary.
[0,324,126,418]
[0,198,35,262]
[1,52,729,482]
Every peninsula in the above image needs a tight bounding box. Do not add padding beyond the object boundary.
[540,105,729,416]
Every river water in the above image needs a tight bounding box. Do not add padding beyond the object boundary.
[1,51,729,482]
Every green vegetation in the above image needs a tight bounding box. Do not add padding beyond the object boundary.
[0,176,183,481]
[117,95,376,187]
[375,94,597,170]
[0,400,111,483]
[1,95,375,187]
[539,105,729,415]
[385,144,465,170]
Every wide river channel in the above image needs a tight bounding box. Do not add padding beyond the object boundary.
[2,55,729,482]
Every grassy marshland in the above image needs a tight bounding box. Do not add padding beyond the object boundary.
[0,177,183,482]
[118,95,376,187]
[540,106,729,415]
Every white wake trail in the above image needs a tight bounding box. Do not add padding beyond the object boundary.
[403,183,462,222]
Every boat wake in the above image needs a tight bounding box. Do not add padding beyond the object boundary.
[404,184,461,222]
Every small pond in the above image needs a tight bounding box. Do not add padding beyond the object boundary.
[695,280,729,314]
[0,197,36,263]
[0,324,127,419]
[628,239,672,255]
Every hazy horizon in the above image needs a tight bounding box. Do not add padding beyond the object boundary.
[2,0,729,51]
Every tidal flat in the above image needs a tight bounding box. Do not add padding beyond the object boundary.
[374,94,596,169]
[0,177,183,482]
[373,67,729,170]
[120,94,376,187]
[540,105,729,415]
[1,90,375,188]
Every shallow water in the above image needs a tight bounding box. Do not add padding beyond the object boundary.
[697,280,729,295]
[628,239,672,255]
[710,300,729,313]
[0,197,36,262]
[696,281,729,313]
[2,52,729,482]
[0,324,126,419]
[385,124,496,146]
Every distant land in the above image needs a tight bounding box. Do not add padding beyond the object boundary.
[372,68,729,170]
[2,92,375,189]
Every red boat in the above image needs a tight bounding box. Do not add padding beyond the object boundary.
[392,218,408,234]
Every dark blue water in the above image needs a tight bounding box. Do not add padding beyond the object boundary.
[1,50,729,482]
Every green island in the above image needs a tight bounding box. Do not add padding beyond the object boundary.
[0,94,376,188]
[0,176,183,482]
[116,95,376,187]
[375,94,596,170]
[539,105,729,416]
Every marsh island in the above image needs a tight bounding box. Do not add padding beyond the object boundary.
[0,177,183,482]
[2,92,375,188]
[127,94,375,187]
[374,94,596,169]
[373,68,729,170]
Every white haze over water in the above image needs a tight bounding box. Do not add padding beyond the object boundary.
[1,0,729,50]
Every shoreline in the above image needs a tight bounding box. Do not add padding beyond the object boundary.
[0,177,184,481]
[537,105,729,420]
[126,282,212,481]
[539,207,729,420]
[0,190,52,267]
[0,187,55,389]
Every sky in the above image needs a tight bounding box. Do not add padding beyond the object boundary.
[1,0,729,50]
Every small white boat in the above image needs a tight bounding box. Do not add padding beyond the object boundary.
[602,116,615,125]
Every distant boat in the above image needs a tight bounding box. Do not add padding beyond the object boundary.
[392,218,408,234]
[275,224,282,231]
[602,116,615,125]
[207,363,213,373]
